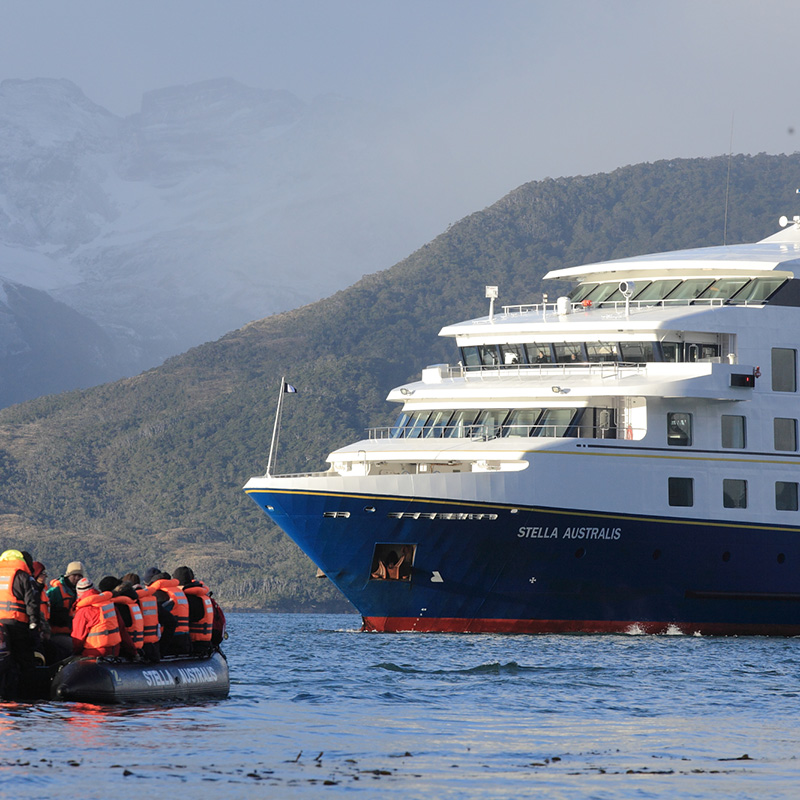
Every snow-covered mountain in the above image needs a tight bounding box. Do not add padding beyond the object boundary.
[0,77,456,405]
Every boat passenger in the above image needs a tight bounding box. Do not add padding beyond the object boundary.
[47,561,84,644]
[149,573,191,656]
[143,569,180,655]
[98,576,138,659]
[0,550,43,679]
[173,566,215,655]
[70,579,122,657]
[31,562,56,663]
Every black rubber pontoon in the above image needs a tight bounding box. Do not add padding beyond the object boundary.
[50,650,229,703]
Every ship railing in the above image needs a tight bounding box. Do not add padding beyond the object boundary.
[447,361,647,380]
[501,297,726,316]
[368,421,630,441]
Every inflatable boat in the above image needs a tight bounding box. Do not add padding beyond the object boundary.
[49,650,229,703]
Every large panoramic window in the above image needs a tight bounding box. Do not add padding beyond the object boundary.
[772,348,797,392]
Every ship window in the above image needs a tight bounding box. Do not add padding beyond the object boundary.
[534,408,576,437]
[598,281,653,306]
[390,412,412,438]
[686,343,719,362]
[731,277,786,304]
[721,415,746,449]
[696,278,750,303]
[499,343,525,365]
[473,409,510,439]
[668,477,694,507]
[525,343,553,364]
[635,279,682,305]
[620,342,656,363]
[776,482,799,511]
[370,543,414,581]
[554,342,584,363]
[774,418,798,451]
[662,342,681,362]
[586,342,619,363]
[423,410,453,438]
[584,283,619,303]
[461,346,482,369]
[772,348,797,392]
[568,283,598,303]
[665,278,715,302]
[723,479,747,509]
[444,409,480,438]
[667,412,692,446]
[478,344,500,366]
[405,412,430,439]
[590,407,617,439]
[502,408,543,437]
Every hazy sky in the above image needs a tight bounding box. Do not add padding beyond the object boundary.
[2,0,798,212]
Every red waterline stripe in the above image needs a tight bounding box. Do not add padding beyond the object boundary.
[362,616,800,636]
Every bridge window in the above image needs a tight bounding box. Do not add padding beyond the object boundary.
[731,277,786,304]
[619,342,656,362]
[499,343,525,365]
[525,343,553,364]
[502,408,543,437]
[586,342,618,363]
[554,342,584,363]
[535,408,576,437]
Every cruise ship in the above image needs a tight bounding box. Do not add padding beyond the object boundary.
[245,216,800,634]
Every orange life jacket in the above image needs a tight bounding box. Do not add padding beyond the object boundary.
[0,558,31,623]
[183,585,214,642]
[112,595,144,649]
[48,578,77,634]
[75,591,121,656]
[136,587,160,644]
[150,579,190,637]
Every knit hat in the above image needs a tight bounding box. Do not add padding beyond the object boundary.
[65,561,85,577]
[173,566,195,586]
[76,577,94,595]
[143,567,161,585]
[31,561,46,579]
[98,575,119,593]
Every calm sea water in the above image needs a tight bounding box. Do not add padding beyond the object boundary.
[2,612,800,798]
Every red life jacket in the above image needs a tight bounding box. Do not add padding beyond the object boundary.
[136,587,160,644]
[150,579,190,637]
[183,585,214,642]
[113,595,144,650]
[75,591,121,656]
[39,585,50,622]
[0,558,31,623]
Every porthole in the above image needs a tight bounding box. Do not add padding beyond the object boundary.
[778,553,786,564]
[722,551,731,562]
[364,506,376,513]
[575,547,585,559]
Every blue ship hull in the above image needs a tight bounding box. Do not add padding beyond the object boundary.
[246,487,800,634]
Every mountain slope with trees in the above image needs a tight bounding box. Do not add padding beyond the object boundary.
[0,153,798,611]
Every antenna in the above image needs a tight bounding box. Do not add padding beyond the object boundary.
[723,112,734,246]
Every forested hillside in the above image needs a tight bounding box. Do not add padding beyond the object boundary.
[1,153,798,610]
